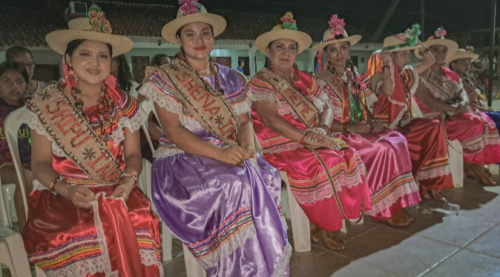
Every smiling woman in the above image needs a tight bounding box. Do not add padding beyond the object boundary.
[20,6,163,277]
[139,1,291,276]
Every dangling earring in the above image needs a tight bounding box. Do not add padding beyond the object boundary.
[67,66,78,88]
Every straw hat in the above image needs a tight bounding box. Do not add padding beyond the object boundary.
[311,14,361,52]
[381,24,422,53]
[446,46,479,66]
[161,1,226,43]
[45,6,133,57]
[415,27,458,59]
[255,12,312,54]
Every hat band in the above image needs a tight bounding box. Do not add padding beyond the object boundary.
[382,42,412,51]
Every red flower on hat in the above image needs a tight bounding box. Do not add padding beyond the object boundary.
[103,24,112,34]
[89,10,98,19]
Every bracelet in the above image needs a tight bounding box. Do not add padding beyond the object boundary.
[121,172,139,188]
[343,122,351,133]
[299,132,308,145]
[318,124,331,135]
[50,176,67,195]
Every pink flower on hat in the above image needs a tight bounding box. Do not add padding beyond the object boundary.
[434,27,447,38]
[328,14,346,36]
[179,0,201,15]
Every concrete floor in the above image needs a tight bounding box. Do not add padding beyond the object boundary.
[163,175,500,277]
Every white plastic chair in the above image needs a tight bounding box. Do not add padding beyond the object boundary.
[4,106,47,277]
[140,100,206,276]
[448,140,464,188]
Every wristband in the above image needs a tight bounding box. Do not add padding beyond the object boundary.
[50,176,68,195]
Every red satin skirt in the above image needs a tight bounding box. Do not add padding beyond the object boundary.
[22,185,163,277]
[263,146,370,232]
[397,118,454,194]
[444,112,500,164]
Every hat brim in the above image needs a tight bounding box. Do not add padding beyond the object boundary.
[45,30,133,57]
[311,35,362,52]
[256,29,312,54]
[162,13,227,43]
[446,52,479,66]
[385,45,422,53]
[414,39,459,59]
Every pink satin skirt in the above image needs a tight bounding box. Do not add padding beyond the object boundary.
[338,130,420,220]
[445,112,500,164]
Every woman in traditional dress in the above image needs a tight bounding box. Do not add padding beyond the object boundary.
[414,28,500,186]
[364,27,454,201]
[313,15,420,227]
[247,12,369,250]
[447,47,500,133]
[21,7,163,276]
[139,2,291,276]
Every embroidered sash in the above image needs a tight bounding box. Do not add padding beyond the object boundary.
[420,68,461,100]
[257,68,319,128]
[152,61,239,146]
[27,85,122,184]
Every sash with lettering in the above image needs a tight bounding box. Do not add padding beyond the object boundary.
[148,60,239,146]
[27,85,122,184]
[315,69,369,124]
[420,67,462,101]
[257,68,348,150]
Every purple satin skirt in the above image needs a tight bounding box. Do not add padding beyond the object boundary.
[152,150,291,276]
[338,129,421,220]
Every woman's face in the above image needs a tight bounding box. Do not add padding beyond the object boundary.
[430,45,448,65]
[390,50,411,71]
[451,58,472,75]
[13,53,34,80]
[0,70,26,106]
[65,40,112,87]
[325,42,350,69]
[177,22,214,61]
[266,38,298,73]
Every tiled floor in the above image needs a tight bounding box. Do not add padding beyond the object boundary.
[163,174,500,277]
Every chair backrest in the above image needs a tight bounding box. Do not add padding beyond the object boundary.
[4,106,29,217]
[139,99,159,154]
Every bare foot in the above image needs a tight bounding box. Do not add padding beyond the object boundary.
[318,229,345,251]
[310,223,320,244]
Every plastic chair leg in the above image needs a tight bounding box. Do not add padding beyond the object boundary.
[448,140,464,188]
[162,223,173,262]
[183,244,206,277]
[279,171,311,252]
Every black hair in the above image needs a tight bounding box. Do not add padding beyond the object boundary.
[0,61,30,84]
[64,39,113,61]
[266,40,299,51]
[238,59,244,66]
[175,24,214,40]
[323,41,351,53]
[151,54,169,66]
[112,55,134,92]
[5,46,33,62]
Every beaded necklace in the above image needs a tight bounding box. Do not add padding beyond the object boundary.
[71,85,114,142]
[178,50,224,96]
[267,66,297,88]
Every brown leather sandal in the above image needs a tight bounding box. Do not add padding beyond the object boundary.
[318,229,345,251]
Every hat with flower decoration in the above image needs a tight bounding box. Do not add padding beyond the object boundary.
[415,27,458,59]
[382,24,423,53]
[45,5,133,57]
[311,14,362,52]
[445,46,479,66]
[255,12,312,54]
[162,0,226,43]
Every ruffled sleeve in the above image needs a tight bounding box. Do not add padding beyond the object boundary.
[108,90,147,146]
[221,67,251,116]
[138,66,201,130]
[317,78,342,120]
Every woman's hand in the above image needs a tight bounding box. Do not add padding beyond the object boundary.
[305,137,345,150]
[217,145,250,166]
[370,121,385,134]
[111,182,134,202]
[60,185,96,209]
[455,105,470,114]
[350,123,371,134]
[306,128,326,143]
